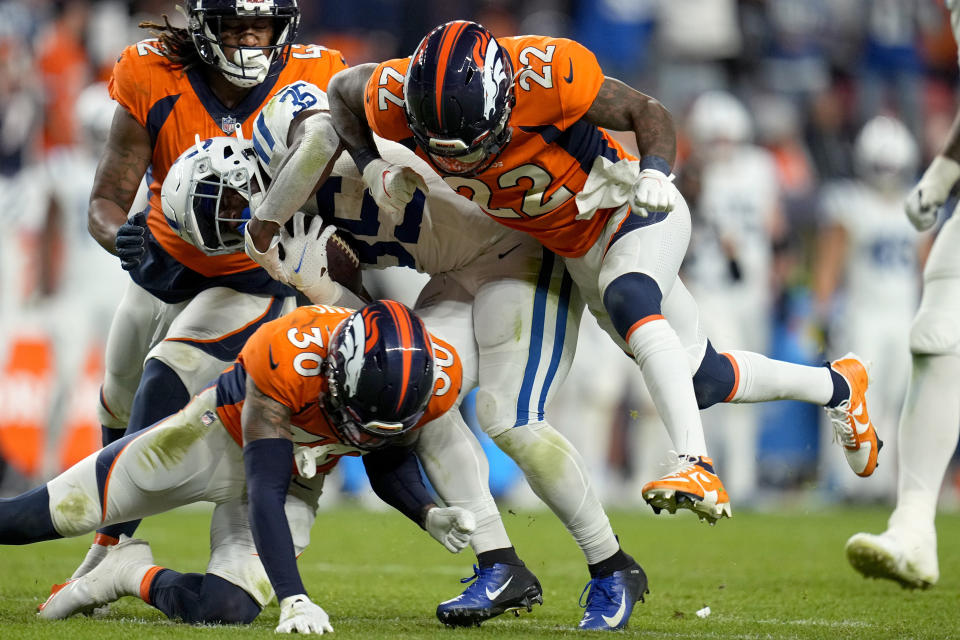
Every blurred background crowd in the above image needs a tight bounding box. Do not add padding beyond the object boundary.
[1,0,959,512]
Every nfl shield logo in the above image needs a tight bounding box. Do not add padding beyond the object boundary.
[221,115,237,134]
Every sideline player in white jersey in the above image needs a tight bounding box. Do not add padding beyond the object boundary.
[223,83,646,630]
[844,0,960,589]
[814,116,925,501]
[681,90,785,504]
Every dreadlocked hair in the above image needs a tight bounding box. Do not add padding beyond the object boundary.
[138,14,202,70]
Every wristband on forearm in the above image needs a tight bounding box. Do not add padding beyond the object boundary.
[351,146,381,173]
[639,155,672,175]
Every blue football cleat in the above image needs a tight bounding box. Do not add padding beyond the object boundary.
[578,561,649,631]
[436,563,543,627]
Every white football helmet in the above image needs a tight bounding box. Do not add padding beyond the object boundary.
[74,82,115,154]
[185,0,300,88]
[162,134,266,255]
[854,115,918,191]
[686,90,753,149]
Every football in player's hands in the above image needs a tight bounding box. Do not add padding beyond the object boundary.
[325,229,362,294]
[280,215,362,293]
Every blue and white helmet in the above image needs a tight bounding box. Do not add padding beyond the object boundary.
[185,0,300,87]
[853,115,918,191]
[162,134,266,255]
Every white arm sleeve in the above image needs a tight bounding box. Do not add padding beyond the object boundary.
[250,82,341,225]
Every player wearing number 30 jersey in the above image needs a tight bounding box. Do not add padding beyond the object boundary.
[3,301,472,634]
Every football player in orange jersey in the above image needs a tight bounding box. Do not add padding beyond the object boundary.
[62,0,350,613]
[325,20,881,630]
[3,300,476,633]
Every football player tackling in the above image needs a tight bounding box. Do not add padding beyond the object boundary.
[325,21,881,529]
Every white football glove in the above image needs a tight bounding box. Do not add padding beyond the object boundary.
[425,506,476,553]
[631,168,679,214]
[904,156,960,231]
[361,158,428,221]
[278,212,343,304]
[277,594,333,634]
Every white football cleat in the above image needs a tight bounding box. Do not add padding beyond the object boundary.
[38,537,155,619]
[845,529,938,589]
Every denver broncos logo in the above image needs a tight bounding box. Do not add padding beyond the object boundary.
[337,312,366,398]
[480,38,507,121]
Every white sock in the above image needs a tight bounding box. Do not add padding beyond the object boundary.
[70,539,114,580]
[628,318,707,455]
[723,350,833,405]
[890,354,960,531]
[495,423,620,564]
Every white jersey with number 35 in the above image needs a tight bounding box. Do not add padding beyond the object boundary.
[251,81,518,275]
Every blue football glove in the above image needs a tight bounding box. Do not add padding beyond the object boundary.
[115,212,146,271]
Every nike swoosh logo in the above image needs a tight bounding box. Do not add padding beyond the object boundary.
[601,590,627,627]
[485,575,513,600]
[293,244,308,274]
[498,243,523,260]
[564,59,574,83]
[269,346,280,370]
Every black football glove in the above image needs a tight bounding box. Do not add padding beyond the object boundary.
[115,212,146,271]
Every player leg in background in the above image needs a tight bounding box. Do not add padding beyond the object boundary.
[548,316,636,506]
[564,198,727,523]
[74,280,186,578]
[470,247,648,631]
[695,284,769,506]
[413,274,544,626]
[845,216,960,589]
[69,287,295,579]
[820,313,908,501]
[0,388,260,621]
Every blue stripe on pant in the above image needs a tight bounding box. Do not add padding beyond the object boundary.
[515,250,574,427]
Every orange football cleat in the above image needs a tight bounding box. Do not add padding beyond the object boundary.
[826,353,882,478]
[641,454,731,524]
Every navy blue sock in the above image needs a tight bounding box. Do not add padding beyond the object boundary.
[0,485,61,544]
[826,365,849,408]
[150,570,260,624]
[692,341,737,409]
[127,359,190,433]
[588,550,634,579]
[102,426,126,447]
[477,547,522,568]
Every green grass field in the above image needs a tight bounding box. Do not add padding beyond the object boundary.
[2,504,958,639]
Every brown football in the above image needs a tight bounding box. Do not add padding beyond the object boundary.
[326,230,362,295]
